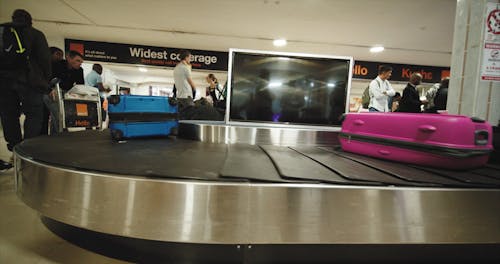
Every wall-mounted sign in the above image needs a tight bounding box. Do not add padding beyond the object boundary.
[65,39,449,82]
[480,2,500,82]
[352,60,450,83]
[65,39,228,71]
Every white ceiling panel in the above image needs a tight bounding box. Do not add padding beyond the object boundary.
[0,0,91,24]
[1,0,457,74]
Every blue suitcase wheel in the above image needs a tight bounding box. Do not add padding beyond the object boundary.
[108,95,121,105]
[168,97,177,106]
[170,126,178,136]
[111,129,124,140]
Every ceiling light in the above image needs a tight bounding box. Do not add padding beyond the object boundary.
[273,39,287,47]
[138,67,148,72]
[268,81,282,88]
[327,83,335,87]
[370,46,385,53]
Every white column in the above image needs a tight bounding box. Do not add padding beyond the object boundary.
[449,0,500,126]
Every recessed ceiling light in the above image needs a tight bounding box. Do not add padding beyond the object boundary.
[327,83,335,87]
[138,67,148,72]
[268,81,283,88]
[370,46,385,53]
[273,39,287,47]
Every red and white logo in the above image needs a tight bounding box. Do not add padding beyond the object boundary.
[487,8,500,34]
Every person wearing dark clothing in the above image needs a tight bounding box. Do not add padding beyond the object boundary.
[433,78,449,111]
[49,46,63,62]
[205,73,219,107]
[424,78,449,113]
[41,47,64,135]
[397,73,424,113]
[51,50,84,91]
[0,9,51,167]
[44,50,84,133]
[388,92,401,112]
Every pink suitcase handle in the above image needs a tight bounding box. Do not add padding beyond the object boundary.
[354,119,365,126]
[418,125,437,133]
[378,149,391,155]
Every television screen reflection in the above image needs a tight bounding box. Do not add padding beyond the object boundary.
[229,52,351,126]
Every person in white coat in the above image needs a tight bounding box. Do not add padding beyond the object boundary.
[368,65,395,112]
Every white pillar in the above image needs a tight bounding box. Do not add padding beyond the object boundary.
[449,0,500,126]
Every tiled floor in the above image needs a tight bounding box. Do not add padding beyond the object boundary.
[0,126,130,263]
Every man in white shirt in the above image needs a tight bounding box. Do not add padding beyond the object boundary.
[369,65,396,112]
[173,50,196,114]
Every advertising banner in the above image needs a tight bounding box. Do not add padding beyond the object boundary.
[65,39,449,83]
[65,39,228,71]
[352,60,450,83]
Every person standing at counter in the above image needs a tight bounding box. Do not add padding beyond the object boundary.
[173,50,196,116]
[368,65,395,112]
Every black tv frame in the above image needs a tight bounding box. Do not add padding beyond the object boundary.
[225,49,354,129]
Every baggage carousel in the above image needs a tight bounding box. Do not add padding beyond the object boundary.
[14,121,500,263]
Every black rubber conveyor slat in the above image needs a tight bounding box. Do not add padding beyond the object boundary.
[16,130,229,181]
[411,166,500,187]
[220,144,302,183]
[260,145,375,185]
[468,167,500,180]
[326,148,473,187]
[292,146,423,186]
[485,164,500,170]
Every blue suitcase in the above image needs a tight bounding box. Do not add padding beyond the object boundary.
[108,95,178,140]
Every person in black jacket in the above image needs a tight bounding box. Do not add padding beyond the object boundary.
[397,73,424,113]
[0,9,51,167]
[50,50,84,92]
[44,50,84,133]
[41,46,64,135]
[432,78,449,112]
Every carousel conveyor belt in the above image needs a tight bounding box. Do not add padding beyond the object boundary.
[13,128,500,262]
[15,130,500,188]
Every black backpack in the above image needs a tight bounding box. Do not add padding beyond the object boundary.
[0,23,29,70]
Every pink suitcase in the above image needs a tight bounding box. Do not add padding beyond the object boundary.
[339,113,493,170]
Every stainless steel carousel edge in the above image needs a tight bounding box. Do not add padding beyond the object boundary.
[15,153,500,245]
[178,121,341,146]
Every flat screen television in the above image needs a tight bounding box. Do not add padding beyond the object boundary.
[226,49,353,127]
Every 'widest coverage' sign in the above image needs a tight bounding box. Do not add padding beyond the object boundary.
[66,39,450,83]
[65,39,228,71]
